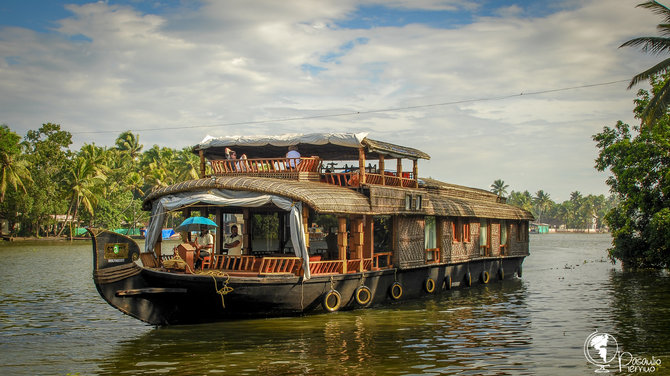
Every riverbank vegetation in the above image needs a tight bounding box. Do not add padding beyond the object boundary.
[1,121,616,239]
[593,80,670,268]
[0,124,200,238]
[598,0,670,268]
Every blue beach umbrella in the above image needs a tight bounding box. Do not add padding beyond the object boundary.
[175,216,218,232]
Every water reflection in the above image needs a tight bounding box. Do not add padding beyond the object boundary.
[608,268,670,356]
[97,281,533,375]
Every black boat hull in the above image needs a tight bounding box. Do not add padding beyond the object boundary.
[91,229,525,325]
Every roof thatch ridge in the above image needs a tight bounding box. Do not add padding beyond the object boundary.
[142,176,372,214]
[419,177,501,203]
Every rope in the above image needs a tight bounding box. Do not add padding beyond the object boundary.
[196,270,234,309]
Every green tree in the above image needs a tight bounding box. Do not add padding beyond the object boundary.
[507,190,534,214]
[115,131,143,160]
[22,123,72,237]
[490,179,509,197]
[593,83,670,267]
[0,125,32,203]
[533,190,553,223]
[621,1,670,127]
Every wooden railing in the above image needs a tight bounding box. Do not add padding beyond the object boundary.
[365,172,416,187]
[373,252,392,269]
[210,157,321,175]
[310,260,345,275]
[346,258,374,273]
[321,172,359,187]
[208,255,256,271]
[426,248,440,263]
[257,257,302,275]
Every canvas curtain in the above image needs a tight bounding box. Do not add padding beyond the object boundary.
[145,189,311,279]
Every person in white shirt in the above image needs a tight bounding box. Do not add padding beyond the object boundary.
[193,225,214,268]
[224,225,243,255]
[286,146,301,169]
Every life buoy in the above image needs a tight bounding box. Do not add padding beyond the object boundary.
[355,285,372,306]
[424,278,436,293]
[322,289,342,312]
[444,275,452,290]
[481,271,490,284]
[464,272,472,287]
[517,265,523,278]
[389,282,403,300]
[498,267,505,280]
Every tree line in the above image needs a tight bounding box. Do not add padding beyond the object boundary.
[0,123,200,238]
[490,179,617,231]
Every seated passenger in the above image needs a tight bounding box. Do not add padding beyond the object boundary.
[192,225,214,268]
[224,225,243,255]
[286,145,301,169]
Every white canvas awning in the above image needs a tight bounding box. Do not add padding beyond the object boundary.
[145,189,311,279]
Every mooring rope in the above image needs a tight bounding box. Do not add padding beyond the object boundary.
[196,270,234,309]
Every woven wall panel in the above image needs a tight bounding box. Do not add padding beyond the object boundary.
[396,217,426,268]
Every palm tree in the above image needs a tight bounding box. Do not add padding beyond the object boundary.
[0,126,32,203]
[620,1,670,127]
[115,131,143,160]
[534,190,553,223]
[0,149,32,203]
[57,156,106,237]
[490,179,509,197]
[174,148,200,181]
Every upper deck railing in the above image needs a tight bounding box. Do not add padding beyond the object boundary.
[207,156,419,188]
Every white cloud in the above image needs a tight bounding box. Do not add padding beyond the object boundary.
[0,0,662,200]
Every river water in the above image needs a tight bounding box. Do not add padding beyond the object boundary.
[0,233,668,375]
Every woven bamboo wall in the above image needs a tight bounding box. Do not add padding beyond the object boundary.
[395,216,426,268]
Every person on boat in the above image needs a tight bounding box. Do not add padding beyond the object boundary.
[224,225,243,255]
[286,145,300,169]
[193,226,214,268]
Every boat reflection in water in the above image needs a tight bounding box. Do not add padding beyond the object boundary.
[96,280,533,375]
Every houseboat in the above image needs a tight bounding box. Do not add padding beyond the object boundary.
[89,133,533,325]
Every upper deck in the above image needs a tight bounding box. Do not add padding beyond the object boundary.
[193,132,430,189]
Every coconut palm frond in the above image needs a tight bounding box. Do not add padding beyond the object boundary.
[620,36,670,54]
[640,76,670,125]
[637,1,670,23]
[627,56,670,88]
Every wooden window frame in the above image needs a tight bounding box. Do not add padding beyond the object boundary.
[499,221,509,256]
[463,220,471,243]
[452,218,462,242]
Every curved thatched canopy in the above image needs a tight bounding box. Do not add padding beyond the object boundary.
[142,176,373,214]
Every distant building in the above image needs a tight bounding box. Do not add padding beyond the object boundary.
[530,222,549,234]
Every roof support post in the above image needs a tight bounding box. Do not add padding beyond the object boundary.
[199,150,206,178]
[413,159,418,188]
[358,147,366,185]
[379,155,385,186]
[397,159,403,180]
[243,208,251,254]
[338,216,348,274]
[302,205,310,249]
[363,215,373,270]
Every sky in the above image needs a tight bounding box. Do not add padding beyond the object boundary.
[0,0,662,202]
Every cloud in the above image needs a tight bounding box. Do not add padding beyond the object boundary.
[0,0,662,200]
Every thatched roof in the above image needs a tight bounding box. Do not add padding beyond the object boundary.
[143,176,533,220]
[142,176,372,214]
[192,132,430,161]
